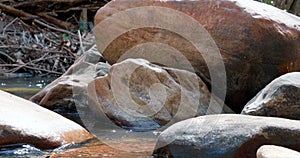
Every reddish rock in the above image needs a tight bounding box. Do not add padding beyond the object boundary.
[30,45,109,110]
[50,146,143,158]
[94,0,300,112]
[49,142,153,158]
[0,90,94,149]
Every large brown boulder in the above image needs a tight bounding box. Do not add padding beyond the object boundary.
[241,72,300,120]
[88,59,233,130]
[153,114,300,158]
[94,0,300,112]
[0,90,94,149]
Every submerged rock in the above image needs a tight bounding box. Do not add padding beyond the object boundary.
[0,90,94,149]
[241,72,300,120]
[257,145,300,158]
[153,114,300,158]
[94,0,300,112]
[49,142,153,158]
[88,58,233,130]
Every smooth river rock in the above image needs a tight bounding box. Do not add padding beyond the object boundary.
[88,59,233,130]
[241,72,300,120]
[257,145,300,158]
[0,90,94,149]
[94,0,300,112]
[153,114,300,158]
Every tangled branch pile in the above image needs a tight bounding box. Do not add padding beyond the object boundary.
[0,0,109,77]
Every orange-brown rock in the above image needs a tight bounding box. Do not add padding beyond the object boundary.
[88,59,233,130]
[0,90,94,149]
[30,45,109,110]
[94,0,300,112]
[30,45,110,126]
[49,142,153,158]
[48,138,155,158]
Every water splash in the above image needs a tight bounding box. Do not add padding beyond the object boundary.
[0,144,45,158]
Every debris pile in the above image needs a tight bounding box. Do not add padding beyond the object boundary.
[0,0,108,77]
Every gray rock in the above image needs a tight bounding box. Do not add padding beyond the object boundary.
[241,72,300,120]
[257,145,300,158]
[153,114,300,158]
[0,90,93,149]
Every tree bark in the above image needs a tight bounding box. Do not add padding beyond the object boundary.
[290,0,300,16]
[275,0,300,16]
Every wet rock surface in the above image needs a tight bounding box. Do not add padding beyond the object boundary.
[153,114,300,158]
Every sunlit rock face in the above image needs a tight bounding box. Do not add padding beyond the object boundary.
[0,90,94,149]
[87,59,233,130]
[94,0,300,112]
[257,145,300,158]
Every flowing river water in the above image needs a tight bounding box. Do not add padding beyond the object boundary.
[0,76,55,157]
[0,76,156,157]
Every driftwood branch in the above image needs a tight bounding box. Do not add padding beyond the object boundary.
[52,6,100,13]
[37,12,77,30]
[13,0,90,8]
[0,3,38,20]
